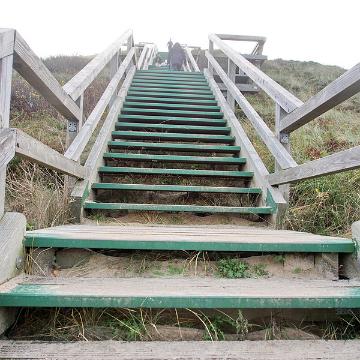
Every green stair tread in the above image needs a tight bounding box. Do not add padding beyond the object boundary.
[84,202,272,214]
[127,91,215,99]
[25,224,354,253]
[4,276,360,308]
[107,141,241,153]
[121,108,224,119]
[136,70,202,75]
[131,82,210,90]
[129,87,213,95]
[125,96,217,105]
[103,152,245,164]
[115,122,230,134]
[118,115,226,126]
[111,131,234,143]
[92,183,258,193]
[132,79,207,85]
[98,166,253,177]
[123,101,221,111]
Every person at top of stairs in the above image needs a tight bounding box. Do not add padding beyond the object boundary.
[169,42,186,70]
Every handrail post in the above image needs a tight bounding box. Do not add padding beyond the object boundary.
[109,51,120,109]
[208,39,214,75]
[227,59,236,111]
[0,29,15,219]
[275,104,290,202]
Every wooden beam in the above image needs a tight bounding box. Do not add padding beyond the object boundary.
[209,33,303,113]
[64,48,135,161]
[137,45,149,70]
[204,69,286,224]
[63,29,132,100]
[185,47,200,71]
[13,32,81,122]
[268,145,360,185]
[280,63,360,133]
[0,29,15,59]
[0,129,15,172]
[206,51,297,170]
[14,129,85,178]
[216,33,267,43]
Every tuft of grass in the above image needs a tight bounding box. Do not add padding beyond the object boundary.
[217,259,250,279]
[252,264,269,277]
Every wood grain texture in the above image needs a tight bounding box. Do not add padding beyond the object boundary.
[14,129,85,178]
[208,33,303,112]
[63,29,132,100]
[1,340,360,360]
[13,32,81,121]
[216,33,266,42]
[206,51,297,170]
[0,129,15,172]
[64,48,135,161]
[0,29,15,59]
[268,145,360,185]
[280,63,360,133]
[185,47,200,71]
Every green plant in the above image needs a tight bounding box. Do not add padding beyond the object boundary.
[252,263,269,277]
[217,259,250,278]
[273,255,285,264]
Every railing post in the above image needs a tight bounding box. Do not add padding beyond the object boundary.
[0,29,15,219]
[275,103,290,203]
[227,59,236,111]
[109,51,120,109]
[208,40,214,75]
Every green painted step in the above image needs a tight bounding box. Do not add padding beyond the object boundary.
[123,101,221,112]
[129,86,213,95]
[118,115,226,126]
[115,122,231,135]
[136,71,204,77]
[121,108,224,119]
[108,141,241,154]
[103,153,245,165]
[4,277,359,309]
[130,83,210,90]
[111,131,234,143]
[84,202,272,214]
[125,96,218,105]
[25,225,355,253]
[98,166,253,178]
[92,183,258,194]
[133,76,207,83]
[127,91,215,100]
[137,70,202,75]
[132,79,207,86]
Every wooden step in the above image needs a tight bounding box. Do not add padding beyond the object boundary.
[130,82,210,90]
[121,108,224,119]
[1,340,359,359]
[127,90,215,100]
[1,276,359,308]
[111,131,234,143]
[125,96,217,105]
[135,71,205,78]
[132,78,207,85]
[98,166,253,178]
[133,76,207,83]
[118,115,226,126]
[115,122,231,135]
[123,101,221,112]
[129,86,213,95]
[92,183,259,195]
[108,141,241,154]
[136,70,203,76]
[103,153,245,164]
[84,202,271,214]
[25,224,354,253]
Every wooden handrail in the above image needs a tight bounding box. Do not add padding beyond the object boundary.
[185,47,200,72]
[209,33,303,113]
[206,51,297,170]
[0,29,15,59]
[268,146,360,185]
[137,45,149,70]
[63,29,133,100]
[280,63,360,133]
[64,48,136,161]
[13,32,82,122]
[0,129,15,173]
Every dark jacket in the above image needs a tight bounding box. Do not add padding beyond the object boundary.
[169,43,186,66]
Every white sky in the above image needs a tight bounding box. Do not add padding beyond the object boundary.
[1,0,359,69]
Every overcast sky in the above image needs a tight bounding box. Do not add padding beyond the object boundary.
[1,0,359,69]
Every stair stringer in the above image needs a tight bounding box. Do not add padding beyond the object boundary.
[204,69,287,227]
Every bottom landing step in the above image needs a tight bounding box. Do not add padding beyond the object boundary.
[1,340,360,360]
[0,276,360,308]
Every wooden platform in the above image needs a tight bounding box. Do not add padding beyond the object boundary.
[1,340,360,359]
[24,224,355,252]
[1,276,360,308]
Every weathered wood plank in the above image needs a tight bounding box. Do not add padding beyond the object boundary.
[14,129,85,178]
[206,51,297,170]
[280,63,360,133]
[64,48,135,161]
[1,340,360,360]
[0,29,15,59]
[71,66,136,204]
[209,33,303,112]
[63,29,132,100]
[0,129,15,172]
[216,33,267,42]
[268,145,360,185]
[137,45,149,70]
[13,32,81,121]
[185,47,200,72]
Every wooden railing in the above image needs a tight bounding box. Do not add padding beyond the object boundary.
[206,33,360,204]
[0,28,138,219]
[137,43,157,70]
